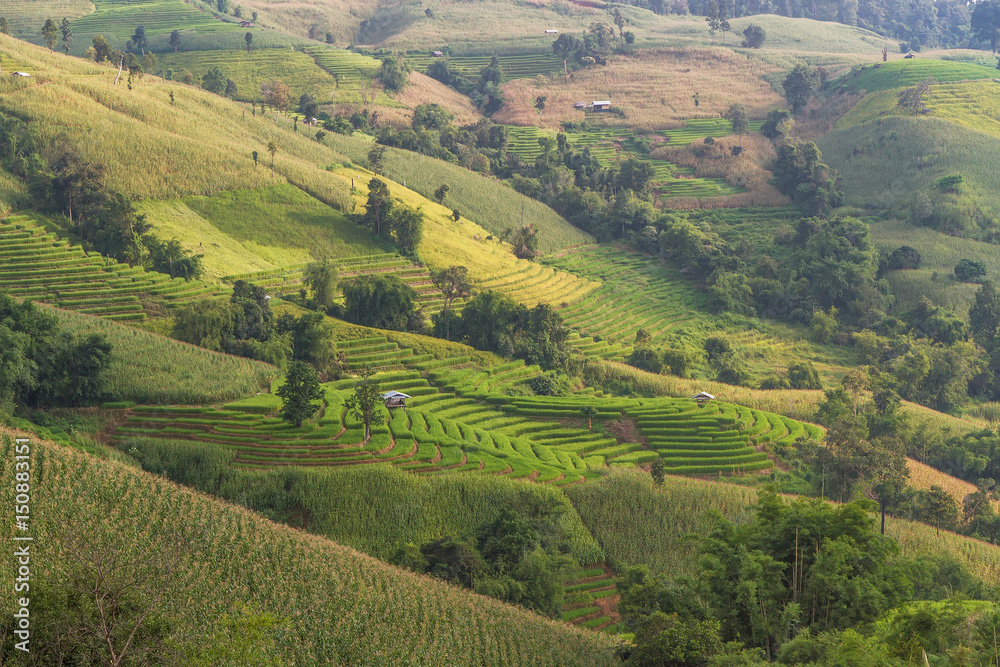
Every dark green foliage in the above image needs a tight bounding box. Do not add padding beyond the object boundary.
[169,29,181,51]
[901,298,967,345]
[0,295,110,411]
[633,613,724,667]
[276,361,322,427]
[41,19,58,50]
[770,140,843,215]
[303,259,338,310]
[506,224,539,259]
[972,0,1000,52]
[552,33,581,76]
[935,173,965,193]
[650,459,665,486]
[887,245,921,270]
[761,109,793,142]
[413,103,454,131]
[451,291,569,370]
[429,265,470,340]
[527,372,568,396]
[343,365,384,440]
[741,23,766,48]
[955,258,987,283]
[147,236,203,280]
[627,347,664,374]
[782,64,820,114]
[786,361,822,389]
[379,56,411,92]
[361,176,391,235]
[130,25,148,54]
[342,274,419,331]
[0,18,9,35]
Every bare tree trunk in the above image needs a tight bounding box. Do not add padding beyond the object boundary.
[114,54,124,85]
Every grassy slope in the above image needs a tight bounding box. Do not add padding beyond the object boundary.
[46,305,278,404]
[0,34,352,209]
[566,469,1000,586]
[0,432,617,666]
[322,131,593,253]
[142,184,385,281]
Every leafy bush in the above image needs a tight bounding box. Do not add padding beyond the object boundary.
[955,258,987,283]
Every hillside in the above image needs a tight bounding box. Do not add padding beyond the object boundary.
[0,431,617,665]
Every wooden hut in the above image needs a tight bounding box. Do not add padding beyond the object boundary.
[692,391,715,406]
[381,391,411,408]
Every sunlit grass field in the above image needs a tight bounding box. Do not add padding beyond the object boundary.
[157,48,342,103]
[321,131,592,253]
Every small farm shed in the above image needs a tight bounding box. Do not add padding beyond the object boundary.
[589,100,611,112]
[381,391,411,408]
[11,72,30,78]
[432,50,444,57]
[574,101,586,109]
[692,391,715,406]
[545,29,559,34]
[239,20,253,27]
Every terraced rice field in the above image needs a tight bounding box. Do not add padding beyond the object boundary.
[544,245,713,347]
[838,59,1000,94]
[404,52,565,81]
[70,0,242,44]
[0,214,226,321]
[505,123,746,199]
[562,566,622,632]
[223,252,460,316]
[112,334,812,479]
[303,47,399,104]
[157,48,341,103]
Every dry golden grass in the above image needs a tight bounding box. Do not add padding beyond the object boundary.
[378,71,483,128]
[657,134,789,209]
[493,48,783,131]
[906,459,998,511]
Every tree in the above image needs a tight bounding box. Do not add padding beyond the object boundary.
[551,33,580,78]
[506,224,538,259]
[718,0,731,42]
[782,64,820,114]
[650,458,665,486]
[742,23,766,48]
[969,280,1000,345]
[972,0,1000,52]
[387,205,423,255]
[266,140,277,171]
[170,29,181,52]
[0,18,9,35]
[897,78,933,113]
[41,19,58,50]
[451,209,461,222]
[705,0,721,40]
[580,406,598,431]
[434,183,450,204]
[251,150,258,168]
[60,18,72,55]
[724,103,749,148]
[344,365,385,441]
[224,78,237,98]
[613,8,626,48]
[201,66,227,94]
[761,108,793,141]
[534,95,546,111]
[277,361,322,427]
[379,55,411,92]
[624,31,635,45]
[303,259,338,310]
[131,25,148,54]
[217,0,230,13]
[955,258,987,283]
[244,31,253,54]
[430,266,471,340]
[367,143,386,174]
[922,485,958,537]
[92,34,112,62]
[362,177,392,236]
[342,274,419,331]
[260,79,290,118]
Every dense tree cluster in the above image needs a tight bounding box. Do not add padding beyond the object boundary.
[618,490,991,666]
[0,296,110,412]
[393,504,576,617]
[356,177,423,255]
[437,291,570,370]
